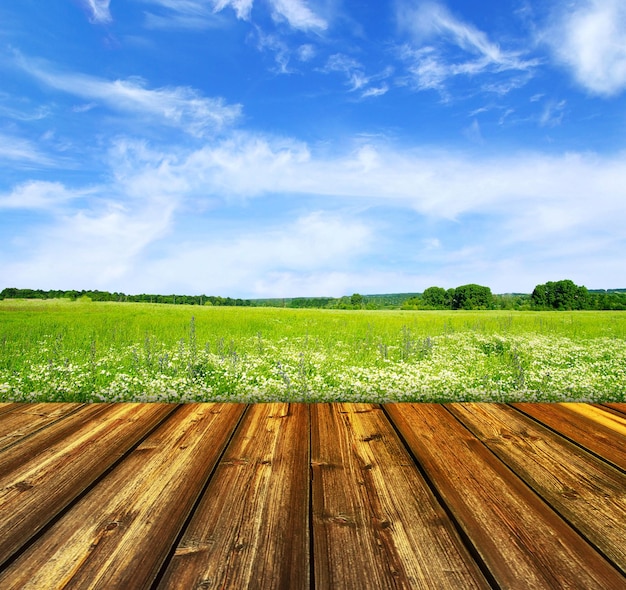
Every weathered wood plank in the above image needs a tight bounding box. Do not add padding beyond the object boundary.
[158,403,310,590]
[385,403,626,590]
[512,402,626,471]
[0,403,245,590]
[447,402,626,575]
[603,403,626,416]
[312,403,490,590]
[0,403,20,417]
[0,403,175,566]
[0,403,85,453]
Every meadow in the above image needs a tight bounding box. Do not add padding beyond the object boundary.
[1,299,625,403]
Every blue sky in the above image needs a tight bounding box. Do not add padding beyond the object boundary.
[1,0,625,297]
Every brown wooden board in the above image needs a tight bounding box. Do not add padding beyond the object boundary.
[385,403,626,590]
[512,402,626,472]
[311,403,490,590]
[447,402,626,575]
[158,403,310,590]
[0,404,20,417]
[0,403,84,452]
[0,403,175,566]
[0,403,89,453]
[0,403,245,590]
[603,403,626,416]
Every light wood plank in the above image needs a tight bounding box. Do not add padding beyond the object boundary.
[512,402,626,472]
[158,403,310,590]
[312,403,490,590]
[0,403,245,590]
[385,403,626,590]
[0,403,175,566]
[0,403,86,453]
[448,402,626,575]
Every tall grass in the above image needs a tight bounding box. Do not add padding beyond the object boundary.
[1,299,625,402]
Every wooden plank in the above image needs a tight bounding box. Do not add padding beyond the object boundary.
[0,403,245,590]
[0,403,175,566]
[0,403,20,417]
[311,403,490,590]
[512,402,626,471]
[0,403,84,452]
[158,403,310,590]
[385,403,626,590]
[604,402,626,416]
[447,402,626,575]
[0,404,112,475]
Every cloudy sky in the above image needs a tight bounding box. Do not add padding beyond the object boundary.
[1,0,625,297]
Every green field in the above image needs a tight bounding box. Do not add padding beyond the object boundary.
[1,299,625,403]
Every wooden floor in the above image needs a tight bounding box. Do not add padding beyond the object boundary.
[0,402,625,589]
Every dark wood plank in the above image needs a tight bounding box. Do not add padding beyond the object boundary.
[603,403,626,416]
[0,403,175,566]
[385,403,626,590]
[158,403,310,590]
[0,403,245,590]
[448,402,626,575]
[0,403,85,452]
[512,402,626,471]
[312,403,490,590]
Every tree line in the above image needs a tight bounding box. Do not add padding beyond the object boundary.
[1,280,625,310]
[0,288,253,307]
[401,280,626,311]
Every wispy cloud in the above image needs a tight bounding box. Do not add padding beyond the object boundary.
[13,53,242,137]
[140,0,325,31]
[0,133,55,166]
[80,0,112,24]
[397,1,539,95]
[323,54,392,98]
[0,181,89,210]
[268,0,327,31]
[255,29,293,74]
[544,0,626,96]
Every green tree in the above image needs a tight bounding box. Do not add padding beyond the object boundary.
[531,280,590,310]
[452,284,493,310]
[421,286,449,309]
[350,293,364,308]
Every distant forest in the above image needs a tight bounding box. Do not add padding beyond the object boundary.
[2,280,625,311]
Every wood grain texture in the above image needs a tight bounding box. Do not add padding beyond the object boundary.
[0,403,175,566]
[385,403,626,590]
[0,403,84,452]
[0,403,245,590]
[447,402,626,575]
[512,402,626,472]
[158,403,310,590]
[312,403,490,590]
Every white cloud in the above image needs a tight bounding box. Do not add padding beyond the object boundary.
[212,0,254,19]
[255,29,293,73]
[141,0,325,31]
[4,131,625,295]
[0,181,89,210]
[268,0,327,31]
[153,135,626,241]
[14,54,241,136]
[297,44,316,62]
[397,1,538,94]
[81,0,112,24]
[0,133,54,165]
[539,99,566,127]
[323,55,392,97]
[545,0,626,96]
[108,211,371,295]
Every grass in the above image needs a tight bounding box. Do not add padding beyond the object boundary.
[1,299,625,403]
